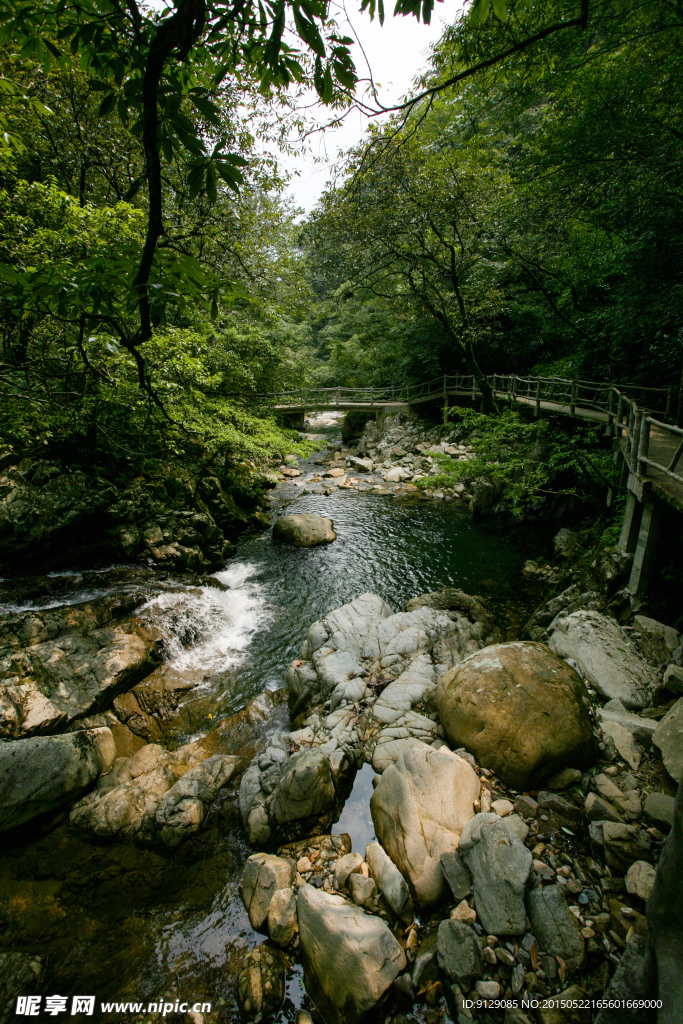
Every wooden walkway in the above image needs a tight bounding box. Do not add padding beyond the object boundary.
[266,372,682,515]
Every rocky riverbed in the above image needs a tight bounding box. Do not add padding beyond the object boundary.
[0,415,681,1024]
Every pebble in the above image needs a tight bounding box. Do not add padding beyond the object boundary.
[451,900,477,925]
[475,981,500,999]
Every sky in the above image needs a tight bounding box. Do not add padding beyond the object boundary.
[280,0,466,212]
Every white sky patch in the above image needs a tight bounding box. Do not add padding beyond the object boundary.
[282,0,466,211]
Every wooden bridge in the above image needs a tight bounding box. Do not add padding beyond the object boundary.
[262,372,682,602]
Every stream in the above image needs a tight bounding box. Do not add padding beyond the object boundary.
[0,421,553,1022]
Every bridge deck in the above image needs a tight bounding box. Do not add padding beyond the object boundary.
[274,385,682,512]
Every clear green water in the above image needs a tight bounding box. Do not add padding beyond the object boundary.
[0,442,551,1022]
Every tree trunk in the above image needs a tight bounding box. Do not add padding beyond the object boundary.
[464,340,498,415]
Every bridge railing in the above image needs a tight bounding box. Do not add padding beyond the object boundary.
[268,375,673,417]
[611,387,683,488]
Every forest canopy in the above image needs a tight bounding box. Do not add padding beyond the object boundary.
[0,0,681,464]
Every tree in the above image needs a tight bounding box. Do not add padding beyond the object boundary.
[308,100,508,411]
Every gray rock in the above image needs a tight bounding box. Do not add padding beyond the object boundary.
[141,753,238,847]
[537,790,583,823]
[411,931,439,991]
[553,528,581,558]
[471,476,505,516]
[653,698,683,781]
[596,699,658,747]
[593,935,651,1024]
[0,952,43,1024]
[437,920,484,982]
[545,767,582,790]
[646,774,683,1023]
[297,883,406,1024]
[240,853,296,930]
[69,739,225,844]
[632,615,680,666]
[237,943,285,1022]
[525,884,585,973]
[0,727,115,832]
[548,610,656,709]
[514,794,538,818]
[267,887,298,947]
[602,719,644,770]
[594,772,642,819]
[270,747,337,827]
[239,745,340,846]
[500,813,530,845]
[348,872,376,906]
[458,814,532,935]
[365,841,414,924]
[643,792,675,830]
[440,850,471,902]
[272,514,336,547]
[585,792,624,823]
[602,822,652,873]
[664,664,683,694]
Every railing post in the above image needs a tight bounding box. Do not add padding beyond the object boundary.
[631,407,642,474]
[472,376,476,402]
[535,379,541,417]
[665,385,674,421]
[638,415,651,478]
[605,387,615,437]
[616,394,625,439]
[570,380,577,416]
[370,387,374,407]
[511,376,517,405]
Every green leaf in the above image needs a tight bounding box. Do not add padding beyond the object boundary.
[492,0,507,21]
[97,92,116,117]
[187,163,206,199]
[206,162,218,204]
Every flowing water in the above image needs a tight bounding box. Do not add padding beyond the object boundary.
[0,426,553,1022]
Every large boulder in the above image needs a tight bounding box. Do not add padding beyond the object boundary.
[458,813,532,935]
[370,745,479,907]
[653,698,683,781]
[0,610,161,738]
[240,853,296,930]
[69,739,235,846]
[238,743,343,846]
[0,727,115,831]
[435,642,598,789]
[548,610,657,709]
[297,883,406,1024]
[143,754,238,847]
[272,514,336,547]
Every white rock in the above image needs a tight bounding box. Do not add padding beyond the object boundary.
[548,610,656,709]
[370,745,479,907]
[297,884,406,1024]
[625,860,656,901]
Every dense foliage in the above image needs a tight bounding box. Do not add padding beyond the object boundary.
[421,404,613,515]
[306,0,683,405]
[0,0,681,477]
